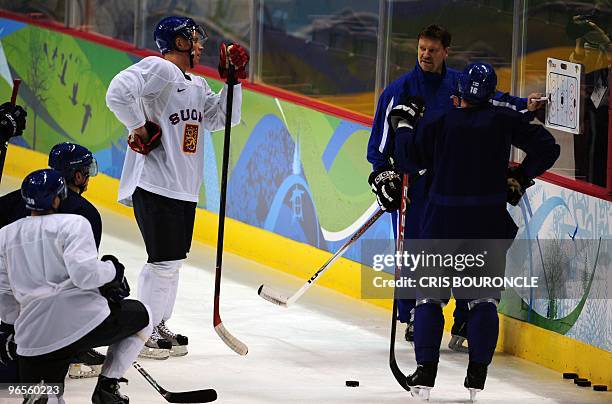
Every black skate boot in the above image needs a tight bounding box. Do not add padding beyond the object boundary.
[68,348,106,378]
[407,362,438,400]
[156,320,188,357]
[464,361,488,402]
[91,375,129,404]
[448,320,468,353]
[23,381,58,403]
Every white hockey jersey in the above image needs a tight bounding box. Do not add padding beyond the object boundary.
[106,56,242,205]
[0,214,116,356]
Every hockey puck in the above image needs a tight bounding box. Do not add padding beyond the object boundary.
[593,385,607,392]
[574,378,588,384]
[563,372,578,379]
[576,380,591,387]
[345,380,359,387]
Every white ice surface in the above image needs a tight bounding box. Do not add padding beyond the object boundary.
[0,176,607,403]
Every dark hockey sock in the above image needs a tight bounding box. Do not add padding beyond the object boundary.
[397,298,415,323]
[453,299,469,324]
[467,302,499,364]
[414,303,444,363]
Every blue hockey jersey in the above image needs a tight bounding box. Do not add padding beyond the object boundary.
[406,104,560,238]
[366,61,530,239]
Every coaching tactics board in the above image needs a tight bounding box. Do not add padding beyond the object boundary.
[545,58,583,134]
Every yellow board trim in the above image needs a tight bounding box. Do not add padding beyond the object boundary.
[5,145,610,386]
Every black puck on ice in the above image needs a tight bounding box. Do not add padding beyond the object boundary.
[576,380,592,387]
[593,385,607,391]
[574,378,588,384]
[345,380,359,387]
[563,372,578,379]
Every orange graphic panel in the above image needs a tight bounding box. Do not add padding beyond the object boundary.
[183,123,199,153]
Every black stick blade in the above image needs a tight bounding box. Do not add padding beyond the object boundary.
[163,389,218,403]
[134,362,218,403]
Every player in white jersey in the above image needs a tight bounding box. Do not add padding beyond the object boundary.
[0,169,153,404]
[105,15,249,359]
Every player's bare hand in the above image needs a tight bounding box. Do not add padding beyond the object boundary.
[527,92,546,111]
[450,95,460,108]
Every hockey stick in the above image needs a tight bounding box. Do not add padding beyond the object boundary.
[389,174,410,391]
[212,62,248,355]
[133,362,217,403]
[258,208,385,307]
[0,78,22,184]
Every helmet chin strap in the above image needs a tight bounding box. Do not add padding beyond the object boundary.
[175,33,195,69]
[189,49,195,69]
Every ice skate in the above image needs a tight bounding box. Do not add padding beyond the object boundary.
[156,320,188,357]
[68,348,105,378]
[92,375,129,404]
[407,362,438,400]
[464,362,488,402]
[448,320,468,353]
[138,328,171,360]
[22,381,53,404]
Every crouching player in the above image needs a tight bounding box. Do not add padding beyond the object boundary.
[0,142,106,379]
[387,63,559,400]
[0,169,153,403]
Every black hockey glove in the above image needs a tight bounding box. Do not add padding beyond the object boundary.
[368,169,402,212]
[0,321,17,366]
[507,166,535,206]
[100,255,131,304]
[0,102,26,145]
[387,96,425,132]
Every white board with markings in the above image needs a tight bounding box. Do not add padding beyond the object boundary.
[545,58,583,135]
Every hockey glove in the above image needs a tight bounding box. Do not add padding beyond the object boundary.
[0,321,17,366]
[507,166,535,206]
[368,170,402,212]
[0,102,26,145]
[100,255,131,304]
[218,43,250,84]
[128,121,162,155]
[387,96,425,132]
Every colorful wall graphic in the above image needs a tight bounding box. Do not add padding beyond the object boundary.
[0,19,609,353]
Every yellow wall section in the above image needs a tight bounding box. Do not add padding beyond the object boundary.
[5,145,610,387]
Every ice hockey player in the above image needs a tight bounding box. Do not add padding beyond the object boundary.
[386,62,559,400]
[0,169,153,403]
[367,24,546,350]
[106,15,248,359]
[0,142,106,379]
[0,101,26,383]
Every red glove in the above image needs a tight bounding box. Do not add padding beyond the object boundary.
[218,43,250,82]
[128,121,162,155]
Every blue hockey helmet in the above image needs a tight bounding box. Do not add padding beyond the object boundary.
[48,142,98,180]
[21,169,67,211]
[458,62,497,104]
[154,16,207,54]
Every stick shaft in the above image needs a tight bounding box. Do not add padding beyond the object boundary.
[287,209,384,305]
[389,174,410,391]
[211,63,247,355]
[10,79,21,105]
[213,66,234,323]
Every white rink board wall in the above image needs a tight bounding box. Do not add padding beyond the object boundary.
[507,178,611,352]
